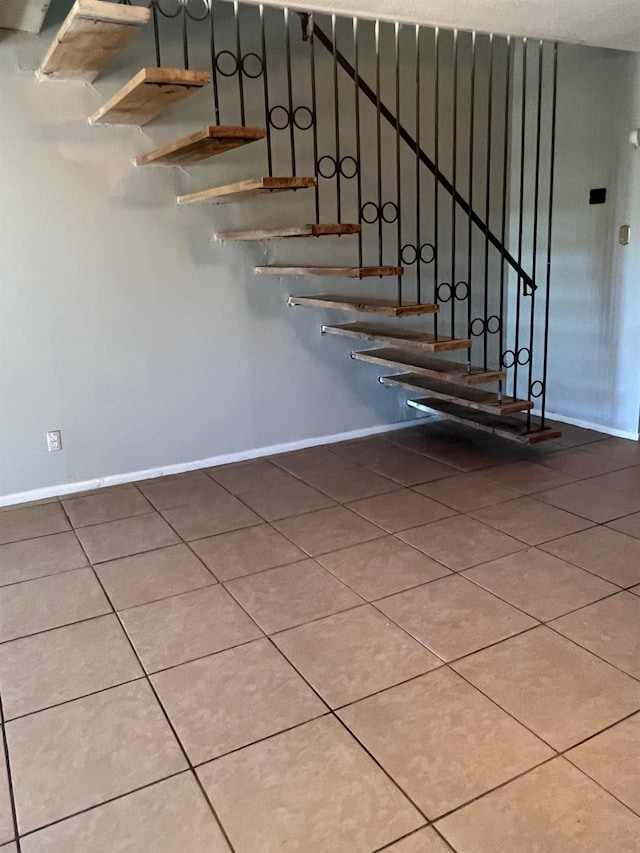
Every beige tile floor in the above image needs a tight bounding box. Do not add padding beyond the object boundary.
[1,421,640,851]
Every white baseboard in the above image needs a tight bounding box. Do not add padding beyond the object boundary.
[540,409,639,441]
[0,416,429,508]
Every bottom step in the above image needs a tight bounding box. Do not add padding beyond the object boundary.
[408,398,562,444]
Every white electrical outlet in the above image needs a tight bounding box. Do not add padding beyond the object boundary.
[46,430,62,452]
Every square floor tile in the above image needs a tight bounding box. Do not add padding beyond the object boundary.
[271,448,358,480]
[414,472,521,512]
[607,511,640,541]
[539,448,629,479]
[587,466,640,499]
[361,446,456,486]
[239,481,335,522]
[225,559,362,634]
[566,712,640,815]
[463,548,618,621]
[138,472,227,510]
[453,626,640,750]
[20,774,231,853]
[76,514,179,564]
[398,515,526,571]
[0,568,110,642]
[535,481,640,523]
[189,525,305,582]
[383,828,451,852]
[472,497,593,546]
[339,668,552,819]
[0,532,86,587]
[582,436,640,465]
[162,495,261,541]
[273,605,441,708]
[120,585,262,672]
[207,460,298,494]
[0,614,142,719]
[272,506,384,556]
[7,680,186,834]
[437,758,640,853]
[551,592,640,679]
[377,575,536,661]
[198,716,423,853]
[317,536,451,601]
[347,490,456,533]
[0,748,13,845]
[540,526,640,587]
[95,544,215,610]
[62,485,152,528]
[0,503,69,546]
[307,467,400,503]
[481,461,576,494]
[153,639,326,763]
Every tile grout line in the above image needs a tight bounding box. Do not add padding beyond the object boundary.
[0,689,22,853]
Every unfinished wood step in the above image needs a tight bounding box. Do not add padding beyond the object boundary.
[216,224,360,241]
[288,295,437,317]
[380,374,533,416]
[136,126,265,166]
[353,347,504,385]
[178,177,315,205]
[322,323,471,353]
[256,266,402,279]
[89,67,210,127]
[38,0,150,83]
[408,399,562,445]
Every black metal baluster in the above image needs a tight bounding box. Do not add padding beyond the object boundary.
[498,35,512,405]
[353,16,363,265]
[181,0,189,70]
[233,1,245,125]
[527,39,544,430]
[395,22,402,304]
[309,13,320,223]
[375,20,383,267]
[513,38,528,402]
[332,15,342,223]
[482,33,494,372]
[151,0,161,67]
[259,5,273,176]
[209,0,221,124]
[284,8,296,176]
[433,26,440,339]
[541,42,559,428]
[415,24,421,304]
[450,29,458,340]
[466,31,476,370]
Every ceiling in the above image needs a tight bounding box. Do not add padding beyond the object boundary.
[2,0,639,52]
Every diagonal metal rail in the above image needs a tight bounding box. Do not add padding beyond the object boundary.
[310,19,536,292]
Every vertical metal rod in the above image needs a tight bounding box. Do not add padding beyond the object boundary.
[234,1,245,125]
[498,35,512,405]
[466,31,476,371]
[353,17,363,266]
[433,27,440,339]
[284,8,296,176]
[450,29,459,339]
[151,0,161,67]
[181,0,189,70]
[259,5,273,176]
[415,24,421,304]
[209,0,221,124]
[513,37,528,403]
[541,42,559,428]
[395,22,402,304]
[375,20,383,267]
[482,33,494,372]
[332,15,342,224]
[309,14,320,223]
[527,39,544,430]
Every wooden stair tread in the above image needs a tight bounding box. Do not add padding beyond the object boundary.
[381,373,532,416]
[408,399,562,445]
[38,0,150,83]
[289,296,437,316]
[353,348,504,385]
[256,266,402,279]
[322,323,471,353]
[136,125,265,166]
[89,67,210,127]
[178,177,315,205]
[217,224,360,241]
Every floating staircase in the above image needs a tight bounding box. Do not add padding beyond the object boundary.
[33,0,562,447]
